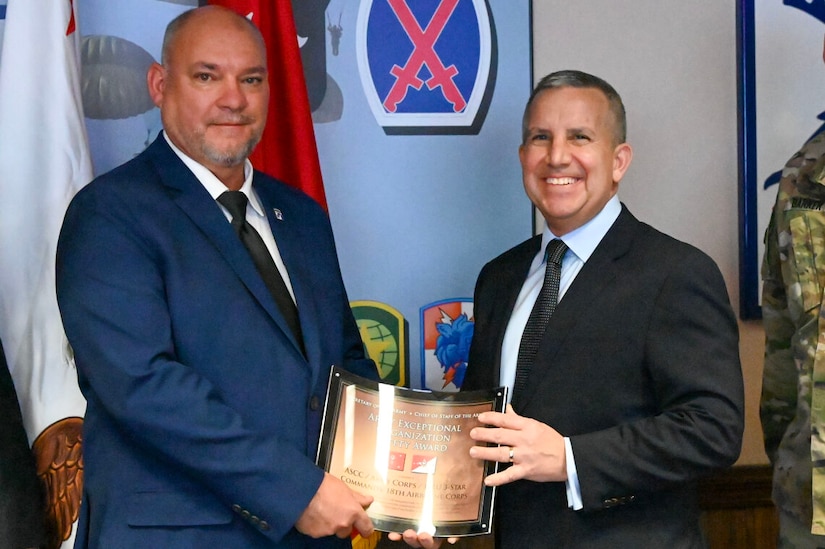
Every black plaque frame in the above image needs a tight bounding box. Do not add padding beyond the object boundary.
[317,366,506,537]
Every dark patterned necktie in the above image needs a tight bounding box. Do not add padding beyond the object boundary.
[513,239,568,401]
[218,191,304,353]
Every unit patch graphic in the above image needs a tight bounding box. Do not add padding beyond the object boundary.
[420,299,474,391]
[351,300,408,386]
[356,0,495,133]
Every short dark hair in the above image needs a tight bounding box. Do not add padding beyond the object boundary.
[521,70,627,145]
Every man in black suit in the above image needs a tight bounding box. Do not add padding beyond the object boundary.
[397,70,744,549]
[0,338,45,549]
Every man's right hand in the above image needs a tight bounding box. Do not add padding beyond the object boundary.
[295,472,374,539]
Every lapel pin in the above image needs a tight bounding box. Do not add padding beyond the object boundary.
[273,208,283,221]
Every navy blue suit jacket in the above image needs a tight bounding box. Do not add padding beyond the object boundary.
[56,136,375,548]
[463,206,744,549]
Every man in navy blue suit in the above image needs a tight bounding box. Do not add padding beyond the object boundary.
[56,6,376,548]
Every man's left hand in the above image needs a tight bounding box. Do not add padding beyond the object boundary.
[469,404,567,485]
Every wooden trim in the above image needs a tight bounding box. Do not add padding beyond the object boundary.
[698,464,774,510]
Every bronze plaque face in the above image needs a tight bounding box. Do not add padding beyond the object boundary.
[317,367,506,537]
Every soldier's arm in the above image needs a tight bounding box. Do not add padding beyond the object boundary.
[760,210,799,464]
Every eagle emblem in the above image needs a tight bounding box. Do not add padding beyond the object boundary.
[32,417,83,549]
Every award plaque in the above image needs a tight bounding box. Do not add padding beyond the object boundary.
[316,366,506,537]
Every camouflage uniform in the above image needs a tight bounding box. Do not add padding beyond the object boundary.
[762,131,825,547]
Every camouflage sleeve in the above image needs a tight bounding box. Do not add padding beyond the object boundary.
[760,207,799,464]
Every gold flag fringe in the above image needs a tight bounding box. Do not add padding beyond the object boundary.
[352,531,382,549]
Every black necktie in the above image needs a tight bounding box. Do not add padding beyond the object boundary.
[217,191,304,353]
[513,239,568,401]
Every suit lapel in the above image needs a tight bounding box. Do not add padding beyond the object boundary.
[516,207,638,408]
[146,138,306,359]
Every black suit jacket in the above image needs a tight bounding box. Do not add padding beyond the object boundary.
[463,206,744,549]
[0,339,45,549]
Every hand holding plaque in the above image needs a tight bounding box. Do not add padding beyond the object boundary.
[316,367,506,537]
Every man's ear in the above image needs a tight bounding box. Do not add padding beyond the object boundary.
[612,142,633,183]
[146,62,165,109]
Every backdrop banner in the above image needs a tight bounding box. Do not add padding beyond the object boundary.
[6,0,528,401]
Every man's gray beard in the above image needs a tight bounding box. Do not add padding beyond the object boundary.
[201,137,258,167]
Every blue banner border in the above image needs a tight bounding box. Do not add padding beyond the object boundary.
[737,0,760,320]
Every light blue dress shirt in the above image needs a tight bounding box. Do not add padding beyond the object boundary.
[499,195,621,510]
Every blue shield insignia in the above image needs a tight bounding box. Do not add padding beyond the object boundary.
[356,0,494,134]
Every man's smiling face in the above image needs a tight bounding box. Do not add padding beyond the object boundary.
[519,86,632,236]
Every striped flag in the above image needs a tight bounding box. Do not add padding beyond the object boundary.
[207,0,328,210]
[0,0,91,547]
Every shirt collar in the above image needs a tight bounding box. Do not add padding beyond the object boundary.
[163,132,263,216]
[541,195,621,263]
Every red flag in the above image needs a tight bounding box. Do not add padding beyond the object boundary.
[207,0,327,210]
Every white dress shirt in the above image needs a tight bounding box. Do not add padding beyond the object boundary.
[164,132,297,304]
[499,195,621,510]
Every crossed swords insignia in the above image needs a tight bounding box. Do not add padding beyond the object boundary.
[382,0,468,114]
